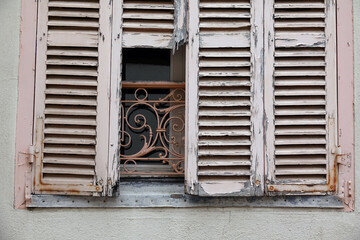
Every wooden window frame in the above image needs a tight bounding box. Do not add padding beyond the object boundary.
[14,0,354,211]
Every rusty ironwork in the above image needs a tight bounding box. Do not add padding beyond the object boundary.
[120,87,185,176]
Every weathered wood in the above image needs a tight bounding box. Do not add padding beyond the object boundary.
[107,0,123,196]
[185,0,200,195]
[15,0,38,209]
[337,0,355,211]
[121,0,185,49]
[122,32,173,48]
[186,0,264,197]
[32,0,109,196]
[265,0,337,195]
[200,33,250,48]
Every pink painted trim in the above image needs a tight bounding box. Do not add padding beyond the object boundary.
[14,0,37,209]
[337,0,355,211]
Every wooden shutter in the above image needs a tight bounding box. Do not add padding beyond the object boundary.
[33,0,114,196]
[264,0,337,195]
[121,0,187,49]
[186,0,264,196]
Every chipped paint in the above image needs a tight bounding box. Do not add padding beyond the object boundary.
[173,0,187,51]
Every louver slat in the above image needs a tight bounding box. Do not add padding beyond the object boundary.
[122,0,175,48]
[186,0,264,196]
[33,0,112,196]
[265,0,337,194]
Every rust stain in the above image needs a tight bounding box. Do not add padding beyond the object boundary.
[39,188,81,193]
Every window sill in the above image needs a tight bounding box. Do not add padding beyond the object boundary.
[27,180,343,209]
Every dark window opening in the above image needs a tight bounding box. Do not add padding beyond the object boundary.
[120,48,185,178]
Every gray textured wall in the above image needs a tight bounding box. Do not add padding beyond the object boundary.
[1,0,360,239]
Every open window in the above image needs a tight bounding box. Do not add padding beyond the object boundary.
[16,0,354,210]
[120,48,186,178]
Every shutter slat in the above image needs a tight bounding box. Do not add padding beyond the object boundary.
[122,22,174,29]
[42,166,95,176]
[45,89,97,96]
[198,129,252,137]
[199,99,251,107]
[45,97,97,106]
[275,137,326,145]
[123,3,174,10]
[198,169,251,176]
[43,146,96,155]
[44,136,96,145]
[46,68,98,77]
[199,3,251,9]
[274,3,326,9]
[198,160,251,167]
[44,126,96,136]
[47,31,98,48]
[47,48,99,57]
[45,107,97,116]
[46,58,98,66]
[44,118,97,126]
[199,80,251,87]
[43,155,95,166]
[199,139,251,146]
[46,78,98,86]
[200,49,251,58]
[48,1,100,9]
[122,12,174,20]
[48,20,99,28]
[48,10,99,18]
[200,21,251,29]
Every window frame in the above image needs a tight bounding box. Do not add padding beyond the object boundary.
[14,0,355,211]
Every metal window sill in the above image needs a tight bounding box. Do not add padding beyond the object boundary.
[27,180,343,208]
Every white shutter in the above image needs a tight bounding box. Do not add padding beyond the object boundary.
[264,0,337,195]
[122,0,186,49]
[186,0,264,196]
[33,0,114,196]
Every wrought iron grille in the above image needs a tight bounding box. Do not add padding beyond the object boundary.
[120,85,185,176]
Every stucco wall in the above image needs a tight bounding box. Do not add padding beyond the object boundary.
[1,0,359,239]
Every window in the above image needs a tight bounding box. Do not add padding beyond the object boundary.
[15,0,355,210]
[120,48,185,177]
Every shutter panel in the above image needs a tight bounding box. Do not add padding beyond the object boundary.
[264,0,337,195]
[33,0,113,196]
[186,0,264,196]
[122,0,187,49]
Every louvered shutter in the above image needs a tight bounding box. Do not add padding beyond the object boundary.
[121,0,186,49]
[186,0,264,196]
[33,0,114,196]
[264,0,337,195]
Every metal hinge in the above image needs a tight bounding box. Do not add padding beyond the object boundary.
[18,145,36,165]
[332,146,351,167]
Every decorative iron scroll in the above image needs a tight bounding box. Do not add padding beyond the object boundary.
[120,88,185,176]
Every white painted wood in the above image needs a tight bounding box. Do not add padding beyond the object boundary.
[200,33,251,48]
[108,0,123,196]
[265,0,338,195]
[186,0,264,196]
[250,0,265,196]
[95,0,112,196]
[32,0,110,196]
[122,33,173,49]
[185,0,200,195]
[121,0,178,49]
